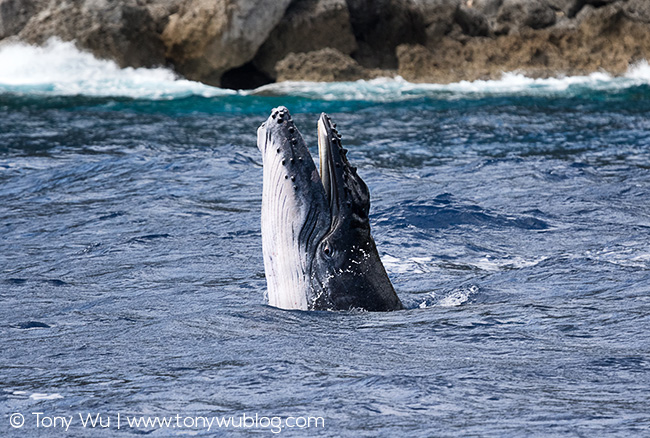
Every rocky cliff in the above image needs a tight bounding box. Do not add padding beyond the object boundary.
[1,0,649,88]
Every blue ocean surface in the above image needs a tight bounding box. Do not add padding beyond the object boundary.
[1,40,649,437]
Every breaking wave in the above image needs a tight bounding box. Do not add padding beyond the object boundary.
[257,65,650,101]
[1,38,649,101]
[0,39,231,99]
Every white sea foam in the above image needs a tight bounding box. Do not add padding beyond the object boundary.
[383,254,546,274]
[471,255,548,272]
[437,286,478,307]
[382,254,438,274]
[587,246,650,269]
[9,391,64,400]
[253,62,650,101]
[415,285,479,309]
[1,38,649,100]
[30,393,64,400]
[0,39,231,99]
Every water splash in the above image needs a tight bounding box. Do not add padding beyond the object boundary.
[414,285,479,309]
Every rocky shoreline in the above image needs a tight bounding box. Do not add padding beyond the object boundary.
[1,0,649,89]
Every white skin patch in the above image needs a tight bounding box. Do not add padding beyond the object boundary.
[259,124,310,310]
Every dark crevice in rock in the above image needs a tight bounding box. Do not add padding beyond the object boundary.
[221,62,274,90]
[455,6,490,37]
[251,0,357,81]
[345,0,426,69]
[569,0,622,18]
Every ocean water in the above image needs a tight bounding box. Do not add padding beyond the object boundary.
[1,40,650,437]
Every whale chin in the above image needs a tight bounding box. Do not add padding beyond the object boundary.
[257,107,403,312]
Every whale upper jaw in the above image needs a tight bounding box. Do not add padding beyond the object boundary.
[257,107,403,311]
[317,113,371,232]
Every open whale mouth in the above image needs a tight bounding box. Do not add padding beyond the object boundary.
[257,108,367,231]
[257,106,400,311]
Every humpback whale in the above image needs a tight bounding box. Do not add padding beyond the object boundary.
[257,107,403,311]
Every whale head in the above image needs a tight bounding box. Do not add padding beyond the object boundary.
[257,107,402,311]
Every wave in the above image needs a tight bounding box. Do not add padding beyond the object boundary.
[0,39,232,99]
[1,38,649,101]
[257,65,650,101]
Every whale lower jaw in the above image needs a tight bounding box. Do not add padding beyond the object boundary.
[260,199,310,311]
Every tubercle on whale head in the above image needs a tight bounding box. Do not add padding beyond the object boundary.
[257,106,293,153]
[257,107,324,192]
